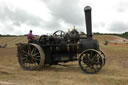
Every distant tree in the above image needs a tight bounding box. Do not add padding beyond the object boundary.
[94,32,101,35]
[123,32,128,36]
[114,32,128,39]
[80,31,86,35]
[24,34,28,36]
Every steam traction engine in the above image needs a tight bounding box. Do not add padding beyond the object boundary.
[16,6,106,74]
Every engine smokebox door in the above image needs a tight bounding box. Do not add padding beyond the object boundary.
[80,39,99,50]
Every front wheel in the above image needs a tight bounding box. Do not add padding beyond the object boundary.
[78,49,105,74]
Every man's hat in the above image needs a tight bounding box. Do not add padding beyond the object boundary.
[30,30,32,32]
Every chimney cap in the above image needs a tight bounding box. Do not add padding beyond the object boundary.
[84,6,92,11]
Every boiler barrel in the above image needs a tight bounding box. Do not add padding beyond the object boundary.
[50,44,80,53]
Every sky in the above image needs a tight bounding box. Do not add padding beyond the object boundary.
[0,0,128,35]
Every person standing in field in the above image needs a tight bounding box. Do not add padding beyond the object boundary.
[27,30,35,43]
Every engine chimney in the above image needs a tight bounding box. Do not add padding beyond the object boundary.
[84,6,92,39]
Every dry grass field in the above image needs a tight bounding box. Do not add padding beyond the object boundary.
[0,35,128,85]
[0,36,27,47]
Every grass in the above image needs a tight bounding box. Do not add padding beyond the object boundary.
[0,36,27,47]
[105,78,128,85]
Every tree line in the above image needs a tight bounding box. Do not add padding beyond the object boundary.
[0,32,128,39]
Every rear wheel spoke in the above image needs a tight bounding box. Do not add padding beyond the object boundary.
[31,48,36,54]
[33,53,40,57]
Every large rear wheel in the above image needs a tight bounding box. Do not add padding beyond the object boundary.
[17,43,45,70]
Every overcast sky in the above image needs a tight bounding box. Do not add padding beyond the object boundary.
[0,0,128,35]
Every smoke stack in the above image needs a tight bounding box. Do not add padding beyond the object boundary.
[84,6,92,39]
